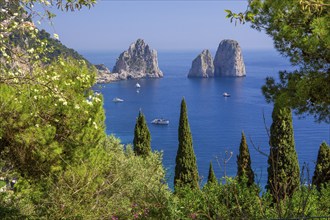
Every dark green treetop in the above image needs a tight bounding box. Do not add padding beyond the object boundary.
[266,102,300,201]
[236,132,254,186]
[133,111,151,157]
[226,0,330,123]
[207,161,217,185]
[312,142,330,189]
[174,98,199,190]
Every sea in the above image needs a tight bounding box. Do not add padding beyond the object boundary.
[82,49,330,189]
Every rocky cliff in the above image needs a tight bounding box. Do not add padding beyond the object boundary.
[112,39,163,79]
[95,64,121,83]
[213,40,246,77]
[188,49,214,78]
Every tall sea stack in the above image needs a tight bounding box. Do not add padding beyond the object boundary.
[113,39,163,79]
[188,49,214,78]
[213,39,246,77]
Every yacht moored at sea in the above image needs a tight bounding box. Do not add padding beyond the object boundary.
[151,118,169,125]
[223,92,231,97]
[135,82,141,88]
[112,97,124,102]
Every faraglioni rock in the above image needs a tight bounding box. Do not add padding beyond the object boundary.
[112,39,163,79]
[214,39,246,77]
[188,49,214,78]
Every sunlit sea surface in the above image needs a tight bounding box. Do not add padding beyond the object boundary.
[82,49,330,188]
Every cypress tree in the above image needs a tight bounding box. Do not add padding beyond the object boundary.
[174,98,199,189]
[133,111,151,157]
[236,132,254,186]
[266,102,300,201]
[312,142,330,189]
[207,161,217,184]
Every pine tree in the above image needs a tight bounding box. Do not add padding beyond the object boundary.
[207,162,217,184]
[174,98,199,189]
[312,142,330,190]
[236,132,254,186]
[133,111,151,157]
[266,102,300,201]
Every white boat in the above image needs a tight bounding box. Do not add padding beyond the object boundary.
[112,97,124,102]
[151,118,169,125]
[223,92,231,97]
[135,83,141,88]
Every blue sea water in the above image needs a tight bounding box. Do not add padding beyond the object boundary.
[83,49,330,188]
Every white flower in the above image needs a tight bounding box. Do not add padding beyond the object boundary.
[27,48,34,53]
[53,33,59,40]
[92,97,101,102]
[85,100,93,106]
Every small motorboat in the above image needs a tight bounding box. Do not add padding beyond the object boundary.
[223,92,231,97]
[135,83,141,88]
[112,97,124,102]
[151,118,169,125]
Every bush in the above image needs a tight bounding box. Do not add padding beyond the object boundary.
[0,136,172,219]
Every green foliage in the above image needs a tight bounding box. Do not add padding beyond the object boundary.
[258,0,330,123]
[51,0,97,11]
[262,70,330,123]
[133,111,152,157]
[174,98,199,190]
[207,162,217,185]
[2,0,97,13]
[226,0,330,123]
[317,183,330,215]
[170,180,330,219]
[172,178,266,219]
[267,184,330,218]
[0,136,171,219]
[236,132,255,186]
[267,102,300,202]
[312,142,330,189]
[0,58,105,179]
[284,185,320,217]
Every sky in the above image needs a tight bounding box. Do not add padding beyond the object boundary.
[36,0,275,52]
